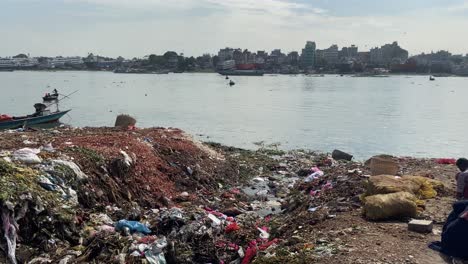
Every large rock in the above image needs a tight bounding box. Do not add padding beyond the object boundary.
[332,150,353,161]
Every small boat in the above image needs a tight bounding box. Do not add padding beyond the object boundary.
[429,76,435,81]
[43,89,60,101]
[0,103,70,130]
[43,94,59,101]
[225,76,229,80]
[229,80,235,86]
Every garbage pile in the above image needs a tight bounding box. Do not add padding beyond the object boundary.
[0,129,458,263]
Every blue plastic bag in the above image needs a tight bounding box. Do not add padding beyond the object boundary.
[115,220,151,235]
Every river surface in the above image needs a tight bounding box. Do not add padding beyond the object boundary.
[1,71,467,159]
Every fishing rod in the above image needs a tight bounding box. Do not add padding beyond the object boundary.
[58,90,79,101]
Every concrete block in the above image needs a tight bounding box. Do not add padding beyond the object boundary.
[408,219,433,233]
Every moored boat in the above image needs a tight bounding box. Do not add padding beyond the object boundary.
[0,103,70,130]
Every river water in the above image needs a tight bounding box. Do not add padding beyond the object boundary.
[1,71,467,159]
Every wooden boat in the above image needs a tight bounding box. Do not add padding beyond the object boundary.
[0,103,70,130]
[429,76,435,81]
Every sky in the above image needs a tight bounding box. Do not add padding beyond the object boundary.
[1,0,468,58]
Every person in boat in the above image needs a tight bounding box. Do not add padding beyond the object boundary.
[456,158,468,200]
[53,89,58,96]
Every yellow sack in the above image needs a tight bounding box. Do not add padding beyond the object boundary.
[365,175,420,196]
[363,192,418,220]
[365,175,444,199]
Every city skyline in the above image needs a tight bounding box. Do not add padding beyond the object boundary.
[2,0,468,57]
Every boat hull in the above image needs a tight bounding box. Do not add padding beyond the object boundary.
[0,110,70,130]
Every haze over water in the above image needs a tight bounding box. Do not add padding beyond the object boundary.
[1,71,467,159]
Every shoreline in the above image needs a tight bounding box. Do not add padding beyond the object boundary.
[3,69,468,77]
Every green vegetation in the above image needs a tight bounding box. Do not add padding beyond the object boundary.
[66,146,104,165]
[0,160,75,221]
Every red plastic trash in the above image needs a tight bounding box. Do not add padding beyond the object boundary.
[436,158,456,165]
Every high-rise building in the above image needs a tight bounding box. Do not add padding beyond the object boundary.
[301,41,316,69]
[340,45,358,59]
[370,42,408,65]
[323,45,339,64]
[287,51,300,65]
[218,48,234,62]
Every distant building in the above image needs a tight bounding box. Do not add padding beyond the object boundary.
[270,49,286,65]
[370,41,408,65]
[218,48,234,62]
[0,58,16,68]
[287,51,300,65]
[339,45,358,59]
[357,52,370,64]
[51,56,84,67]
[301,41,316,69]
[257,51,267,60]
[0,56,38,68]
[453,63,468,76]
[232,49,244,65]
[323,45,339,64]
[314,49,325,67]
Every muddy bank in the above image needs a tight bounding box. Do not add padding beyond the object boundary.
[0,127,462,264]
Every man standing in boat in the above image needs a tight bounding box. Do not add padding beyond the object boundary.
[53,89,58,96]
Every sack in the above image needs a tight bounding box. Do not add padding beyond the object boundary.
[365,175,444,199]
[369,156,399,176]
[363,192,418,220]
[12,148,42,164]
[365,175,420,196]
[115,114,136,128]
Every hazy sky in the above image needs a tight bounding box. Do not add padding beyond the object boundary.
[1,0,468,58]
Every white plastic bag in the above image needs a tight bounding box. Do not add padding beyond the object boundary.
[12,148,42,164]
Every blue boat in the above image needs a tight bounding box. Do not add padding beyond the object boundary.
[0,104,70,130]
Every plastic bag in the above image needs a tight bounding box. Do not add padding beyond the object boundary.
[115,220,151,235]
[12,148,42,164]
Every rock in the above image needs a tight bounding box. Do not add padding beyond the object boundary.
[114,114,136,127]
[332,150,353,161]
[408,219,433,233]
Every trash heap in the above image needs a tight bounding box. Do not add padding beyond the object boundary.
[0,127,249,263]
[0,129,456,263]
